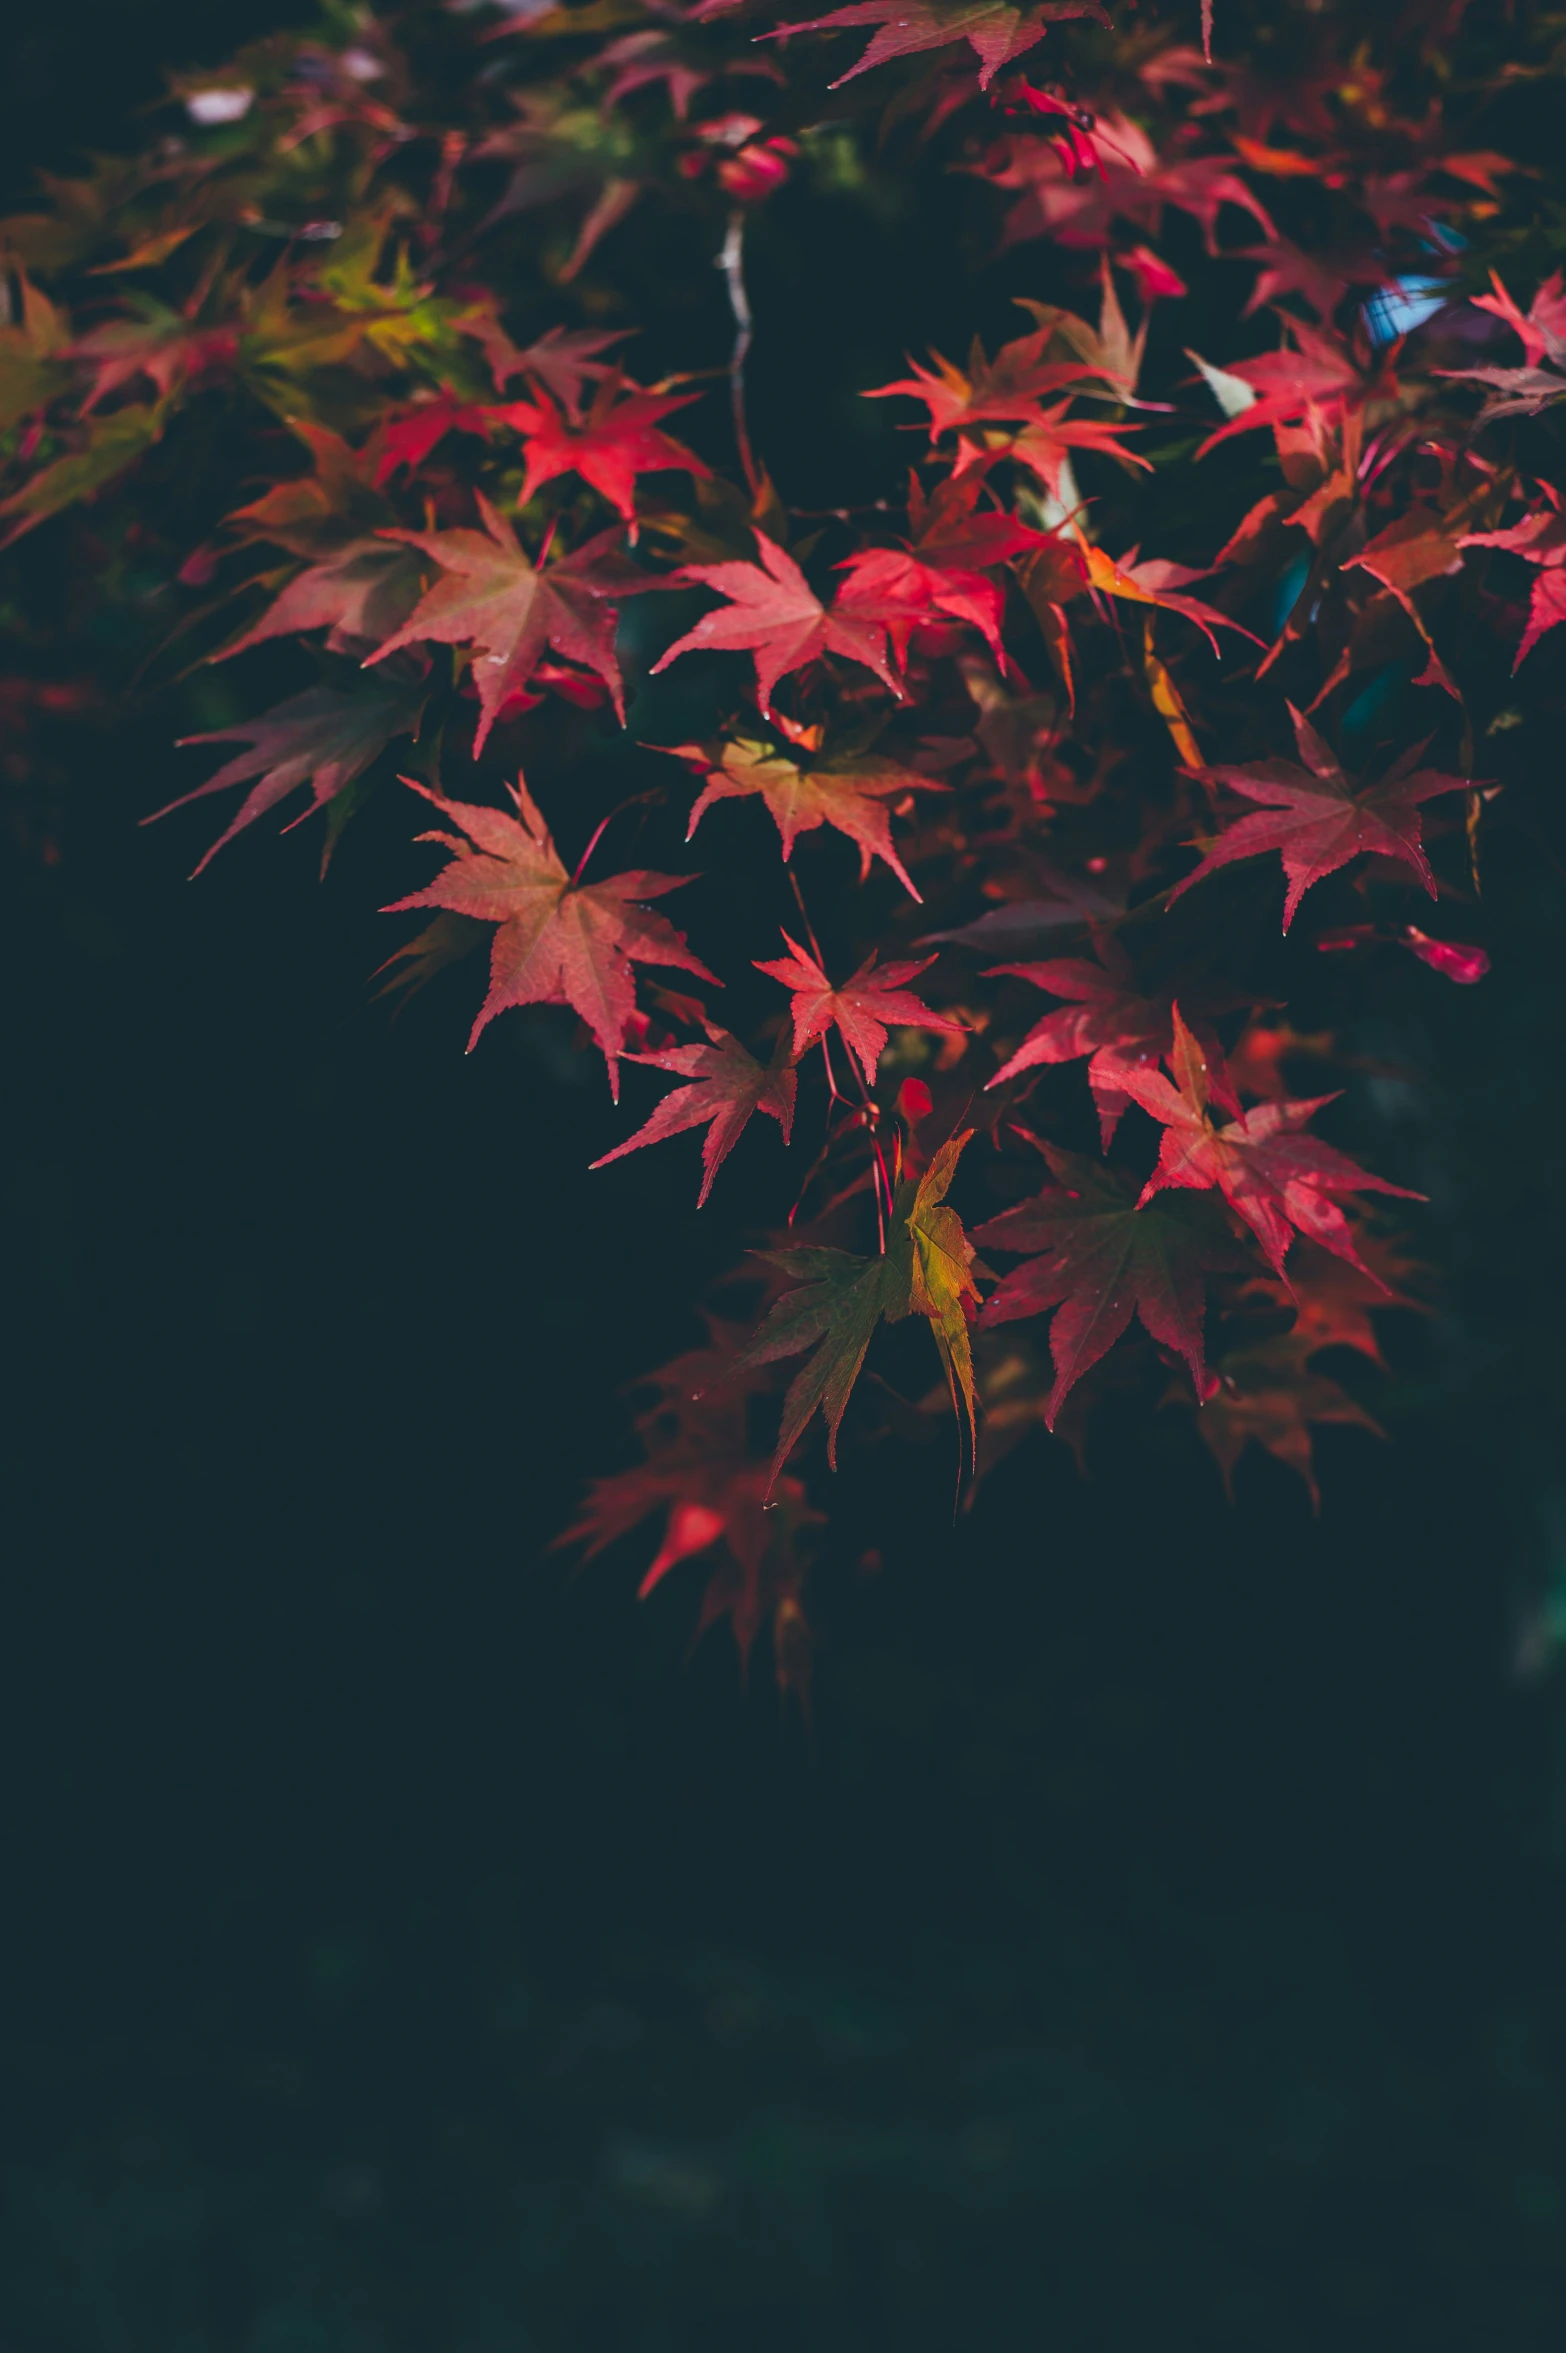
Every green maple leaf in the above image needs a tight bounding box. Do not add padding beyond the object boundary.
[975,1142,1247,1424]
[0,402,167,547]
[733,1131,981,1482]
[0,271,70,433]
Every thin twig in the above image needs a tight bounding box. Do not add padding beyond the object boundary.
[718,209,762,499]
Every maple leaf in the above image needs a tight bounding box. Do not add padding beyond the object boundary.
[363,496,645,748]
[1006,406,1154,500]
[383,776,716,1089]
[834,473,1048,665]
[469,87,647,277]
[0,404,171,547]
[1336,506,1465,699]
[67,297,237,413]
[1187,1327,1383,1510]
[1441,269,1566,422]
[1461,486,1566,671]
[590,1023,797,1204]
[981,938,1237,1144]
[459,319,628,413]
[865,336,1151,500]
[1077,543,1262,656]
[152,675,428,874]
[1013,269,1162,405]
[1192,321,1383,455]
[373,394,502,482]
[649,533,901,716]
[1168,704,1471,928]
[975,1141,1244,1422]
[216,539,426,662]
[1469,268,1566,371]
[496,375,711,523]
[865,316,1156,509]
[1112,1007,1421,1278]
[1003,83,1123,180]
[218,420,391,561]
[754,932,965,1088]
[864,328,1114,440]
[371,911,488,1009]
[666,731,940,898]
[980,108,1275,259]
[0,269,71,432]
[762,0,1108,90]
[1238,1225,1432,1370]
[557,1324,819,1681]
[1510,570,1566,670]
[733,1131,982,1480]
[1229,236,1388,323]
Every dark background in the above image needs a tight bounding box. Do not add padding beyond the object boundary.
[3,7,1566,2347]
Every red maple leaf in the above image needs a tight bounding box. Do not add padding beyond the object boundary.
[1238,1225,1432,1369]
[1003,404,1153,499]
[1192,320,1387,455]
[982,937,1238,1141]
[754,932,964,1089]
[68,299,237,412]
[980,108,1275,258]
[383,776,716,1088]
[1077,542,1262,655]
[650,533,901,715]
[591,1023,797,1204]
[1167,703,1471,928]
[495,375,711,523]
[834,472,1048,663]
[557,1323,818,1684]
[760,0,1109,91]
[455,316,629,413]
[1110,1007,1421,1277]
[215,539,426,662]
[975,1141,1245,1420]
[363,496,646,748]
[864,327,1148,499]
[215,417,389,557]
[864,327,1114,439]
[374,394,502,482]
[1001,83,1127,180]
[1339,505,1466,701]
[1461,483,1566,670]
[1189,1326,1384,1509]
[1469,267,1566,370]
[157,675,427,874]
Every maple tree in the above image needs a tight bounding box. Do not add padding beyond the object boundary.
[2,0,1561,1693]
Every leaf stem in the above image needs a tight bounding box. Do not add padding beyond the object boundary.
[569,786,664,886]
[786,866,826,966]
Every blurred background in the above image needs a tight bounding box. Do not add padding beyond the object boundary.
[3,6,1566,2347]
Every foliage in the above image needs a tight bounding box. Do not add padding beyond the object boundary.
[2,0,1562,1690]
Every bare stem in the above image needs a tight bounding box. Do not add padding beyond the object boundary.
[718,209,762,500]
[786,867,827,967]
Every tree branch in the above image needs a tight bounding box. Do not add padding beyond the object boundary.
[718,209,762,500]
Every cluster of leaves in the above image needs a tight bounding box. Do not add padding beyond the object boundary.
[2,0,1561,1689]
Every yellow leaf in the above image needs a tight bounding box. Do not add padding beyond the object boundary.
[1143,622,1201,767]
